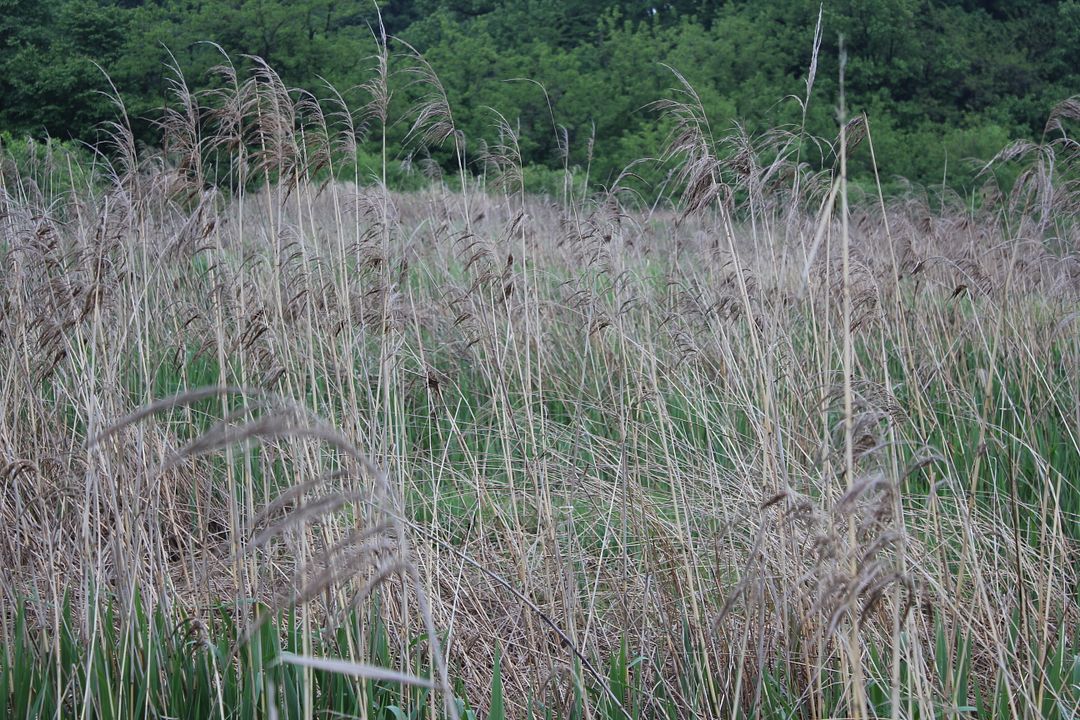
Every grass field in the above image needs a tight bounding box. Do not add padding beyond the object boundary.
[1,50,1078,719]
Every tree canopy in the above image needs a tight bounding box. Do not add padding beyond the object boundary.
[2,0,1076,192]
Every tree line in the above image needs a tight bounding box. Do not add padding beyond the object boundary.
[2,0,1077,194]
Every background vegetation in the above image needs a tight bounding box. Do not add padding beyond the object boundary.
[2,0,1080,193]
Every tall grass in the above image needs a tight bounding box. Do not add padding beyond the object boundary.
[0,45,1078,719]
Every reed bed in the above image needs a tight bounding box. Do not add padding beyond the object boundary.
[0,46,1078,719]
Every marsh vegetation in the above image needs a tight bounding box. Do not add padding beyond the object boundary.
[1,28,1078,720]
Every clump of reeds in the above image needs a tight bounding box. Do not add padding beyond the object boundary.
[0,42,1077,720]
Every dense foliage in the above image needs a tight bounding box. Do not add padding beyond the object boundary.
[1,1,1078,188]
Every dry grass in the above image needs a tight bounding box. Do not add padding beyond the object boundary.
[0,52,1078,719]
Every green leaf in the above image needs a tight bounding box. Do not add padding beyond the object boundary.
[490,641,505,720]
